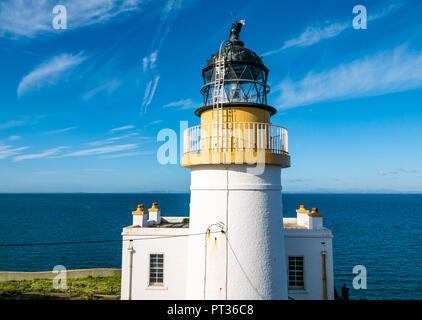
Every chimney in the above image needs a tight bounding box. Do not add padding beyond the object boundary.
[132,204,149,227]
[308,208,324,230]
[296,204,310,227]
[148,202,161,225]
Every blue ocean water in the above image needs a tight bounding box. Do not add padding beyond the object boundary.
[0,193,421,300]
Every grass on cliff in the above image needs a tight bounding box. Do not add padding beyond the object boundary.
[0,276,121,300]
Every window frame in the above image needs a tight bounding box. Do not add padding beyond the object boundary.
[288,256,305,290]
[148,252,165,287]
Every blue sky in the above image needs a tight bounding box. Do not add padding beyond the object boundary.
[0,0,421,193]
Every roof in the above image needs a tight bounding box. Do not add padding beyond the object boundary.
[151,217,189,228]
[124,217,313,230]
[203,43,268,74]
[283,222,308,230]
[124,217,189,230]
[202,22,268,76]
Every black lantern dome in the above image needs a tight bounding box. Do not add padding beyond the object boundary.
[200,21,272,111]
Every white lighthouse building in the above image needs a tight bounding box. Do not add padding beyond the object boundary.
[121,22,334,300]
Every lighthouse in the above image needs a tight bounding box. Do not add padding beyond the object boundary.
[120,21,334,301]
[182,20,290,300]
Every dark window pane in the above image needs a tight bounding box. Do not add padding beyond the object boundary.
[149,254,164,285]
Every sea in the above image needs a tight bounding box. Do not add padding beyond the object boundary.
[0,193,421,300]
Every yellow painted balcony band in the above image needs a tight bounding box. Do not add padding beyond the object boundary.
[182,120,290,167]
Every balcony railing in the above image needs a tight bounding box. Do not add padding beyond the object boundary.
[183,122,288,155]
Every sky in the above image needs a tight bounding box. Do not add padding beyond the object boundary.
[0,0,421,193]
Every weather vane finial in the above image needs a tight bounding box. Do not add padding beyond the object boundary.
[229,19,245,41]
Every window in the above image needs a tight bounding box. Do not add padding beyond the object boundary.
[149,253,164,286]
[288,256,304,290]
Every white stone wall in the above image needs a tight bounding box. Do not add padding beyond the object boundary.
[121,229,189,300]
[284,229,334,300]
[120,228,334,300]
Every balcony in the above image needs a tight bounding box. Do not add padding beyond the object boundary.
[182,122,290,167]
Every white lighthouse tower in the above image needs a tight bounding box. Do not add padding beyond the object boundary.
[182,21,291,300]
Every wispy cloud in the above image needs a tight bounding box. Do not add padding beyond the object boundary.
[146,76,160,105]
[108,133,140,141]
[0,0,148,38]
[87,133,140,146]
[151,0,182,52]
[82,168,115,172]
[46,126,79,135]
[0,118,29,130]
[368,2,404,21]
[32,171,61,175]
[58,144,139,158]
[86,140,116,147]
[378,168,418,176]
[8,135,21,141]
[150,119,164,125]
[83,80,121,100]
[285,178,312,183]
[141,74,160,116]
[0,145,29,159]
[99,150,154,159]
[276,45,422,109]
[13,146,67,162]
[162,98,197,110]
[143,51,158,73]
[263,23,348,56]
[17,53,86,96]
[110,125,135,133]
[263,2,403,56]
[140,0,182,117]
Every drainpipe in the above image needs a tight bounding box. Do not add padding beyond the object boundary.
[128,240,134,300]
[321,250,328,300]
